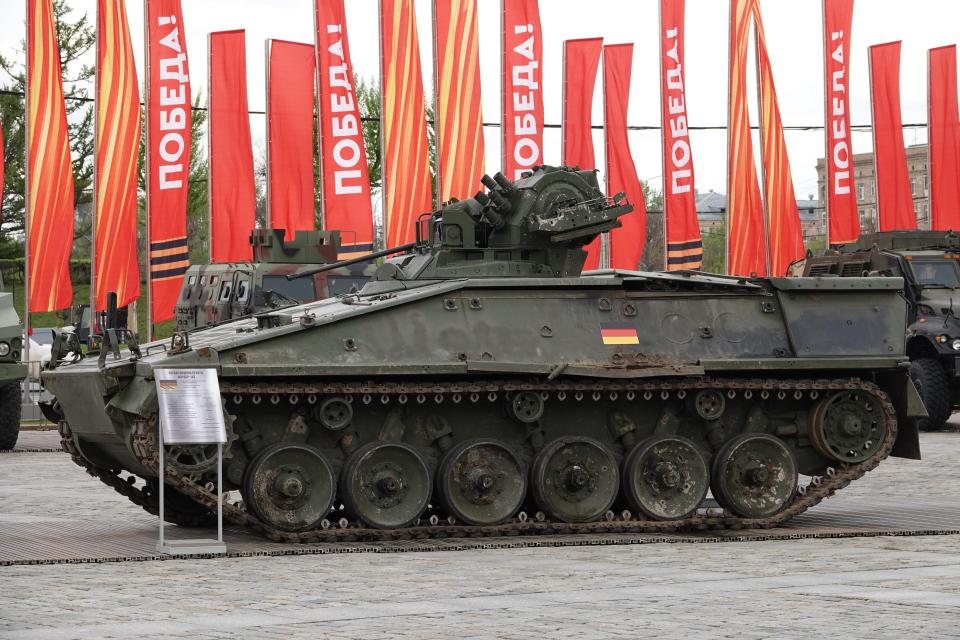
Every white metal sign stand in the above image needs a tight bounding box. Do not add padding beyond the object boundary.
[155,368,228,556]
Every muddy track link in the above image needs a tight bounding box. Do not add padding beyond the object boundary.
[59,376,898,544]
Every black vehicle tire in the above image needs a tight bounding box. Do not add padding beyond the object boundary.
[909,358,952,431]
[0,382,22,450]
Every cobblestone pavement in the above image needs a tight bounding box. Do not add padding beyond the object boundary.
[2,430,959,639]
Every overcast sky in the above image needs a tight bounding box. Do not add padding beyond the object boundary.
[1,0,958,202]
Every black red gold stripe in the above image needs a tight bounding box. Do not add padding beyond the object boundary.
[600,322,639,345]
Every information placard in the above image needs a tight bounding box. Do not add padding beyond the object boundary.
[155,368,227,444]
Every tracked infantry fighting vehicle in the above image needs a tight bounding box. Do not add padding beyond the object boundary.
[793,231,960,430]
[175,228,373,332]
[0,273,27,450]
[44,166,923,541]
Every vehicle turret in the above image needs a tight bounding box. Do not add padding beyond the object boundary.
[380,166,632,280]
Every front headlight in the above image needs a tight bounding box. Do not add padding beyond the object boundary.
[0,342,9,357]
[952,339,960,351]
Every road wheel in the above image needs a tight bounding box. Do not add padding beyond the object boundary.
[909,358,951,431]
[0,382,21,450]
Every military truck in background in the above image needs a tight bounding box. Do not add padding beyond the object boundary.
[174,229,374,332]
[793,230,960,430]
[0,273,27,449]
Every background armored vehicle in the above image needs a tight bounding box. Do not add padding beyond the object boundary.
[794,231,960,430]
[175,229,373,332]
[44,166,923,541]
[0,273,27,449]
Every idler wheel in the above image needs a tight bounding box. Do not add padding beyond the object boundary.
[341,441,431,529]
[711,434,798,519]
[438,439,526,525]
[531,437,618,523]
[241,442,336,532]
[621,435,709,520]
[808,390,886,463]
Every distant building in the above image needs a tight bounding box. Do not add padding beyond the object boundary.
[815,144,930,233]
[694,190,821,239]
[695,190,726,231]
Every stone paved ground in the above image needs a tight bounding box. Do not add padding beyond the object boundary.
[1,536,958,639]
[2,429,959,639]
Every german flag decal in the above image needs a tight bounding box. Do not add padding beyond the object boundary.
[600,323,640,345]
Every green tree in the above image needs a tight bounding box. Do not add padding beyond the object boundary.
[355,75,381,189]
[701,226,726,274]
[0,0,95,246]
[638,181,664,271]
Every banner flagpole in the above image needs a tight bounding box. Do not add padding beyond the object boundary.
[207,32,213,263]
[430,0,441,209]
[312,2,325,233]
[91,0,99,337]
[560,42,567,166]
[23,0,30,369]
[868,47,880,232]
[500,0,508,173]
[927,48,932,224]
[753,17,772,276]
[143,0,152,342]
[264,38,272,229]
[377,1,387,250]
[658,0,667,271]
[601,47,610,270]
[821,0,831,247]
[723,1,732,276]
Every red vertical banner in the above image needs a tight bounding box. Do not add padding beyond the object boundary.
[754,5,804,276]
[209,30,256,262]
[380,0,433,247]
[433,0,486,202]
[660,0,702,271]
[267,40,315,242]
[726,0,766,276]
[27,0,74,312]
[315,0,375,257]
[95,0,141,310]
[146,0,191,324]
[823,0,858,245]
[869,42,916,231]
[603,44,646,270]
[562,37,603,270]
[929,45,960,231]
[502,0,543,181]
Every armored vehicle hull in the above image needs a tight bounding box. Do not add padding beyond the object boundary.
[0,286,27,450]
[794,231,960,430]
[43,167,924,539]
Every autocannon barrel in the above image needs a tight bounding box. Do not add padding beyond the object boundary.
[285,242,417,280]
